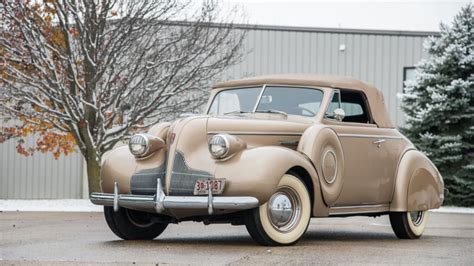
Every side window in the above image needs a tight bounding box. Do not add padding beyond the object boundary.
[340,90,372,124]
[340,102,363,116]
[325,89,373,124]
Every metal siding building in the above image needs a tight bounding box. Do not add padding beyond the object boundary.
[0,25,436,199]
[0,135,83,199]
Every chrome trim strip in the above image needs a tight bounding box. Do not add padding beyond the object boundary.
[91,193,260,212]
[328,204,390,215]
[329,210,389,216]
[330,204,389,210]
[90,178,259,215]
[208,131,303,136]
[337,134,402,139]
[252,84,267,112]
[279,140,299,146]
[324,89,340,120]
[171,171,214,178]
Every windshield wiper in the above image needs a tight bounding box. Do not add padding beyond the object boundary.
[224,109,288,116]
[255,109,288,116]
[223,110,249,115]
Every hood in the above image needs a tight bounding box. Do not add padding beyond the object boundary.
[207,114,311,136]
[163,115,310,196]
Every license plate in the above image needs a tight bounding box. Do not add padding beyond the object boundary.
[193,179,226,195]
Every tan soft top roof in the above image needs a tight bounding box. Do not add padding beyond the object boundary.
[213,74,394,128]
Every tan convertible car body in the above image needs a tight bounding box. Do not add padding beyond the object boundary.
[91,75,444,245]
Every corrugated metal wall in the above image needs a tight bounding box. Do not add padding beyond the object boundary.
[0,137,83,199]
[0,25,434,199]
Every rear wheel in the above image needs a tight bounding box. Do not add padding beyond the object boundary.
[104,206,168,240]
[245,174,311,246]
[389,210,428,239]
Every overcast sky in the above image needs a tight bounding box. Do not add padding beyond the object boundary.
[220,0,470,32]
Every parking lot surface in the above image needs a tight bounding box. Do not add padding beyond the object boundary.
[1,211,473,265]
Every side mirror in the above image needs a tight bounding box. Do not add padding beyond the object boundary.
[333,108,345,122]
[260,95,273,104]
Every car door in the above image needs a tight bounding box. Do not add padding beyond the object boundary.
[368,128,408,203]
[324,89,392,206]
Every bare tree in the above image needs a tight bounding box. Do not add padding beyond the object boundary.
[0,0,245,193]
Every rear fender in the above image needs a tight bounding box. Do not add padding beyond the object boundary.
[390,149,444,211]
[214,146,327,216]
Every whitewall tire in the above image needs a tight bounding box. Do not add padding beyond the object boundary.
[245,174,312,246]
[389,210,428,239]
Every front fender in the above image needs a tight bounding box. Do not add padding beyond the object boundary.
[214,146,327,216]
[390,149,444,211]
[100,123,171,194]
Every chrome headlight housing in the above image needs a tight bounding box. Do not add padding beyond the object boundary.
[129,134,149,157]
[208,134,230,159]
[129,133,166,158]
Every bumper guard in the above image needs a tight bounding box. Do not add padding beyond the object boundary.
[90,178,259,215]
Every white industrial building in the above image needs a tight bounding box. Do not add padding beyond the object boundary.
[0,23,437,199]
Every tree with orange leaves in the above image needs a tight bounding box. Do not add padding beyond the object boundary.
[0,0,244,193]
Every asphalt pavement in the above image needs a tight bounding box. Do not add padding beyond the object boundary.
[0,211,473,265]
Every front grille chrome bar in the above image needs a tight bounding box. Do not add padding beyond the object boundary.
[90,178,259,215]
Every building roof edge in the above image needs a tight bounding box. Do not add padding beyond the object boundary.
[164,20,440,37]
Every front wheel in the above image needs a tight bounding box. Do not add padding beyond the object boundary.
[104,206,168,240]
[245,174,312,246]
[389,210,428,239]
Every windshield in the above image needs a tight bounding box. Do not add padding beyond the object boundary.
[208,86,324,117]
[208,87,262,115]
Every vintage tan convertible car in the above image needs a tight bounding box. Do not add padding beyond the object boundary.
[91,75,444,246]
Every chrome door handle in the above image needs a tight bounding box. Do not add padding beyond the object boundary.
[373,139,386,144]
[373,139,385,148]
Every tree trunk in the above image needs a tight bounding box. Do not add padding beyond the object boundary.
[86,156,102,193]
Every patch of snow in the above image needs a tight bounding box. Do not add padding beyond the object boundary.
[430,206,474,214]
[0,199,102,212]
[369,223,390,227]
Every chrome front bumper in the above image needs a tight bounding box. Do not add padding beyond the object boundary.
[90,178,259,215]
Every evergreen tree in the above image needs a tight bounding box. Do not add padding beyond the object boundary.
[400,4,474,206]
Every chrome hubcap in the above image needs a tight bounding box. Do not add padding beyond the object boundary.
[267,187,301,232]
[409,211,424,226]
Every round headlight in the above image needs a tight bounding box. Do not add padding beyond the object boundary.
[208,134,230,159]
[129,134,149,157]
